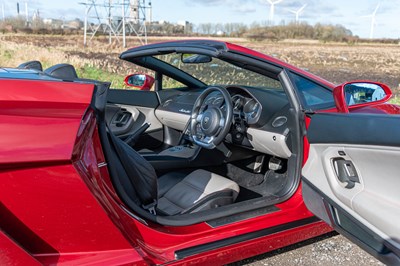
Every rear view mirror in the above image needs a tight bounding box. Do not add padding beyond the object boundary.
[181,54,212,64]
[333,81,392,113]
[124,74,155,91]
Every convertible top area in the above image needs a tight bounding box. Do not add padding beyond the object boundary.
[120,40,230,60]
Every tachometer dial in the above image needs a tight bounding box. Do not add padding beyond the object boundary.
[243,99,261,124]
[232,95,244,112]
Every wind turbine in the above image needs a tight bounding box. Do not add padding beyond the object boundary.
[361,3,380,39]
[266,0,283,24]
[289,4,307,23]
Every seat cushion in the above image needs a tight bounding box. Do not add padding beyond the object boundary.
[157,171,187,198]
[157,169,239,216]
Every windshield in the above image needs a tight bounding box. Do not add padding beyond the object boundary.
[154,53,283,90]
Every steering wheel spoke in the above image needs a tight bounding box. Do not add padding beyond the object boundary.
[203,136,214,144]
[196,113,203,123]
[219,117,225,128]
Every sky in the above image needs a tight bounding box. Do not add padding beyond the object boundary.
[1,0,399,39]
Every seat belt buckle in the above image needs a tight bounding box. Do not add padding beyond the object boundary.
[142,200,157,215]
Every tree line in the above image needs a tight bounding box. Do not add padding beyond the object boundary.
[1,17,398,43]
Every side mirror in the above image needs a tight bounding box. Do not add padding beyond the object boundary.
[124,74,155,91]
[333,81,392,113]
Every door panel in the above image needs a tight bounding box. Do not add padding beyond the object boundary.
[106,104,163,136]
[303,113,400,263]
[106,90,164,151]
[108,89,159,107]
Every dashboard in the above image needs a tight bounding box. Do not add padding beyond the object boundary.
[155,86,293,158]
[204,91,262,126]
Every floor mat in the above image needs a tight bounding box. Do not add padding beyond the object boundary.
[251,170,289,196]
[226,163,288,197]
[226,163,265,187]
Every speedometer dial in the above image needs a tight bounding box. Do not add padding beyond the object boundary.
[205,97,216,105]
[212,96,224,105]
[243,99,261,124]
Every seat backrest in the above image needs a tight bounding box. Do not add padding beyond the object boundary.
[44,64,78,80]
[18,60,43,71]
[107,130,158,208]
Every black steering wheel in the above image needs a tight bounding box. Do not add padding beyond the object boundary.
[190,86,233,149]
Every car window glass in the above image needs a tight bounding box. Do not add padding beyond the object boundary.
[154,53,283,90]
[162,75,186,89]
[289,72,334,110]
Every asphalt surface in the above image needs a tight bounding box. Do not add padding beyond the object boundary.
[232,233,383,266]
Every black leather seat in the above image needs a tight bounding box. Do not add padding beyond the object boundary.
[157,169,239,215]
[108,130,240,216]
[18,60,43,71]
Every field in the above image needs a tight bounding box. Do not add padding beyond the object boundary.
[0,34,390,265]
[1,34,399,104]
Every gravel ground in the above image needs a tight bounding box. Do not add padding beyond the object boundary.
[232,233,383,266]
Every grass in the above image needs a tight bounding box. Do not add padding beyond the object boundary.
[1,50,12,60]
[389,96,400,105]
[75,64,126,88]
[0,37,129,88]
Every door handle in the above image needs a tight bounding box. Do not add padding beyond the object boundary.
[333,158,360,189]
[113,111,132,127]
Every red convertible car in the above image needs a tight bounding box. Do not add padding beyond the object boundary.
[1,40,400,265]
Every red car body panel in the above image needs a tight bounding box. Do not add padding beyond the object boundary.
[0,231,42,265]
[0,79,93,166]
[167,221,330,266]
[83,141,332,263]
[0,79,144,265]
[1,40,399,265]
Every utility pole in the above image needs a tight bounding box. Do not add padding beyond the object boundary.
[25,2,28,23]
[80,0,148,47]
[2,4,5,21]
[83,0,90,47]
[122,2,126,48]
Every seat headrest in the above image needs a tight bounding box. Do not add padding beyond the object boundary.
[44,64,78,80]
[18,61,43,71]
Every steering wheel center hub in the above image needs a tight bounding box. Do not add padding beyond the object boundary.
[201,108,221,136]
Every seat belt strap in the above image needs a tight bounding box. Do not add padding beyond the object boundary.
[142,200,157,215]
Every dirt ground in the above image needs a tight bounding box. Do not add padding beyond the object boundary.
[232,233,383,265]
[0,34,394,265]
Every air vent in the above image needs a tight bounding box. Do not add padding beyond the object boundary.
[163,99,172,107]
[272,116,287,128]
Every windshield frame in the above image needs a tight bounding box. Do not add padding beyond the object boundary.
[151,52,284,91]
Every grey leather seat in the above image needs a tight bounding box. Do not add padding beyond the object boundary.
[107,130,240,216]
[157,169,240,215]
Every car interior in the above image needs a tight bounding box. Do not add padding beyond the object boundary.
[24,50,304,226]
[100,50,304,226]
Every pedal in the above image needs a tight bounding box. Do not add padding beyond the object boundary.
[269,157,283,171]
[253,155,265,173]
